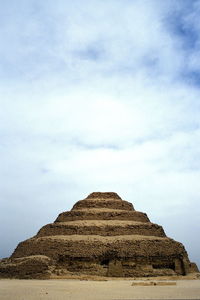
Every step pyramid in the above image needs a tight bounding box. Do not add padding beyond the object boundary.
[0,192,198,278]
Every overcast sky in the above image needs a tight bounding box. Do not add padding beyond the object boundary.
[0,0,200,268]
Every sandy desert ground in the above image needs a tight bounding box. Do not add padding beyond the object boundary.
[0,279,200,300]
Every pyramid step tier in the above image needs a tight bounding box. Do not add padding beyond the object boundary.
[12,235,186,260]
[55,208,149,222]
[72,199,134,211]
[37,220,166,237]
[86,192,122,200]
[8,234,192,278]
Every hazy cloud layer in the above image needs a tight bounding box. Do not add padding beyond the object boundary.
[0,0,200,267]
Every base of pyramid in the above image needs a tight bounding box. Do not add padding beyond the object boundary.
[0,235,197,279]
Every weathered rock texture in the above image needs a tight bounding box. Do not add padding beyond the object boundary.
[0,192,198,278]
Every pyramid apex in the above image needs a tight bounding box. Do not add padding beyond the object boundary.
[86,192,122,200]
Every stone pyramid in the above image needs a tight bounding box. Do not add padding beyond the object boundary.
[0,192,198,278]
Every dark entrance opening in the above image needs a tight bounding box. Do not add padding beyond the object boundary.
[153,263,175,271]
[100,259,109,266]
